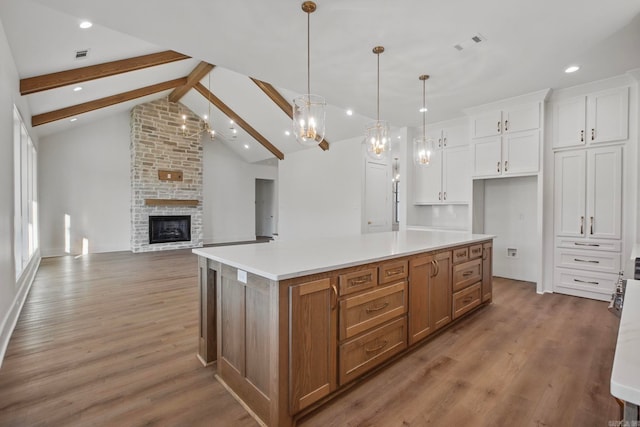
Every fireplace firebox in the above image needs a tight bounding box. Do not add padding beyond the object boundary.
[149,215,191,244]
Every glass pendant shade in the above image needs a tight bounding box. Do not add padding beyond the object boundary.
[365,119,390,160]
[293,94,326,146]
[414,135,434,166]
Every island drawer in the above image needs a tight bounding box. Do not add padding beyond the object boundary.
[453,282,481,319]
[339,267,378,296]
[452,247,469,264]
[379,260,408,284]
[339,281,407,340]
[339,317,407,386]
[469,244,483,259]
[452,258,482,292]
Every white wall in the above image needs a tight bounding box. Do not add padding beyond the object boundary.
[484,176,538,282]
[0,18,40,366]
[278,136,363,240]
[202,140,277,244]
[39,112,131,256]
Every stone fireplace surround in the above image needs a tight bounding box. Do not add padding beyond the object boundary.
[130,98,203,253]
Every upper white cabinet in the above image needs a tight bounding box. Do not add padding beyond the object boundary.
[428,122,469,149]
[414,147,470,204]
[472,129,540,178]
[553,86,629,149]
[471,103,540,138]
[554,146,622,240]
[470,100,542,178]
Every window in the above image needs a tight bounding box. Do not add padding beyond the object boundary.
[13,106,38,281]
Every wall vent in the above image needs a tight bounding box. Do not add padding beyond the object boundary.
[75,49,89,59]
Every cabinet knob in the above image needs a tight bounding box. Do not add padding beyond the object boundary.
[504,160,508,172]
[438,192,442,201]
[497,161,501,173]
[497,121,501,133]
[443,137,447,147]
[580,216,584,235]
[580,130,584,142]
[443,192,447,200]
[504,120,509,131]
[591,128,595,141]
[590,216,594,235]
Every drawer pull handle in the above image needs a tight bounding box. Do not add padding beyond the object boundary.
[574,258,599,264]
[497,161,501,173]
[456,251,466,258]
[580,129,584,142]
[591,128,595,141]
[331,284,338,310]
[385,268,403,276]
[350,277,370,285]
[580,216,584,235]
[365,302,389,313]
[462,271,474,277]
[573,278,599,285]
[590,216,594,235]
[504,120,509,131]
[497,121,501,133]
[462,296,473,304]
[365,340,388,354]
[430,259,440,278]
[574,242,600,247]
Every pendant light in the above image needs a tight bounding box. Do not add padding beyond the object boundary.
[365,46,389,160]
[293,1,326,147]
[414,74,434,166]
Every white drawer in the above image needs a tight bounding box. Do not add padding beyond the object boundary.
[555,237,621,252]
[553,268,617,299]
[555,248,621,274]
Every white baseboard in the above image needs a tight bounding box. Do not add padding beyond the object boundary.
[0,251,40,368]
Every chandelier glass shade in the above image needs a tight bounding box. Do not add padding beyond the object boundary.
[414,74,433,166]
[365,46,389,160]
[293,1,326,147]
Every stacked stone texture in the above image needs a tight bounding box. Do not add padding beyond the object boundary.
[130,98,203,252]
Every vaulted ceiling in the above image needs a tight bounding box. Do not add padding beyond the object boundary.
[1,0,639,163]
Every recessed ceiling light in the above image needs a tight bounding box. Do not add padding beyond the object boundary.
[70,118,78,122]
[285,130,291,136]
[419,107,428,113]
[229,120,234,125]
[79,21,93,29]
[397,136,401,140]
[565,65,580,73]
[346,109,353,116]
[243,144,250,149]
[73,86,83,92]
[203,114,208,120]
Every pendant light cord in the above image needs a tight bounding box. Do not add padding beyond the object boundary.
[422,79,426,139]
[376,52,380,121]
[307,11,311,96]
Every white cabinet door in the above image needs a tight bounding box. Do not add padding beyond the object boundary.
[503,130,539,175]
[553,96,587,149]
[472,136,502,178]
[472,110,502,138]
[442,124,469,148]
[426,127,443,149]
[504,103,540,133]
[587,146,621,239]
[588,87,629,145]
[413,151,443,204]
[554,150,586,237]
[443,148,470,203]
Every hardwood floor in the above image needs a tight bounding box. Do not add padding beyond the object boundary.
[0,250,620,426]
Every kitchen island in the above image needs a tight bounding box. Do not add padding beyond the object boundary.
[193,230,494,426]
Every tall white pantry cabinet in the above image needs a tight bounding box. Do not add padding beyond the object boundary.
[553,86,629,301]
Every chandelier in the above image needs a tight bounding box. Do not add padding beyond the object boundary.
[364,46,389,160]
[414,74,433,166]
[182,73,216,140]
[292,1,326,146]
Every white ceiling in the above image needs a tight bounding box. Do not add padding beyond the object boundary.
[1,0,639,163]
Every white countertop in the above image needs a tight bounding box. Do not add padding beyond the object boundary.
[193,230,493,281]
[611,279,640,405]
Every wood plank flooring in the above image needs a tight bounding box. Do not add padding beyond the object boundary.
[0,250,621,426]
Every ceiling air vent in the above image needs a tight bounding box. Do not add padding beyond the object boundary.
[453,33,486,51]
[75,49,89,60]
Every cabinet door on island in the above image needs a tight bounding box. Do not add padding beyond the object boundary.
[408,251,452,345]
[289,278,337,413]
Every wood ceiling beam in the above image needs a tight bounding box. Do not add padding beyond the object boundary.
[20,50,190,95]
[251,78,329,151]
[194,82,285,160]
[32,77,187,127]
[168,62,215,103]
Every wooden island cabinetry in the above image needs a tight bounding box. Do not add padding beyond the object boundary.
[194,231,493,427]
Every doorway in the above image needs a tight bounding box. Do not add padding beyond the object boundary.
[255,178,276,238]
[364,160,391,233]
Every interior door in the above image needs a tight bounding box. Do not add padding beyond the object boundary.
[255,179,275,237]
[365,160,391,233]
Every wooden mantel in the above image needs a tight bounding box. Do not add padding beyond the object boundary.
[144,199,199,207]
